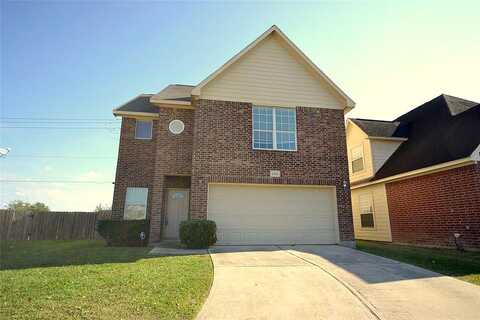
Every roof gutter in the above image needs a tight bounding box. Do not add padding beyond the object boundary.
[149,98,191,106]
[367,136,408,142]
[351,157,476,190]
[112,110,159,118]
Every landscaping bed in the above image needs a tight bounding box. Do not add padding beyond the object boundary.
[0,240,213,319]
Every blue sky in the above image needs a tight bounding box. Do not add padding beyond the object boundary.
[1,1,479,210]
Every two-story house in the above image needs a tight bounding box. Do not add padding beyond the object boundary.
[111,25,356,246]
[346,94,480,249]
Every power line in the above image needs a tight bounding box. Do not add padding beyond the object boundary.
[1,121,119,124]
[1,179,114,184]
[0,117,119,121]
[0,126,120,130]
[7,155,116,159]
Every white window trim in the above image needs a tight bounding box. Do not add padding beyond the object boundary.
[351,144,365,174]
[135,120,153,140]
[359,192,376,229]
[252,106,297,152]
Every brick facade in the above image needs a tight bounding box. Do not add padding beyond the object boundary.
[386,163,480,249]
[190,99,354,241]
[112,99,355,243]
[111,118,157,220]
[148,108,194,242]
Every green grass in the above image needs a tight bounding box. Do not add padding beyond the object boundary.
[356,240,480,285]
[0,240,213,320]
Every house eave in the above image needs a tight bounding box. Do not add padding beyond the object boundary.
[112,110,159,118]
[367,136,408,142]
[149,98,191,106]
[350,157,476,190]
[192,25,355,110]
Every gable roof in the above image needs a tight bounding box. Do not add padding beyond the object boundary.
[372,94,480,180]
[350,118,408,138]
[150,84,194,105]
[191,25,355,110]
[113,94,158,117]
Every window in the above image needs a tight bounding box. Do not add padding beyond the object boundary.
[351,145,364,173]
[359,193,375,228]
[135,120,153,139]
[168,119,185,134]
[252,106,297,151]
[124,187,148,220]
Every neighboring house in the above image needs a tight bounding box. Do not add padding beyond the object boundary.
[346,94,480,249]
[111,25,356,246]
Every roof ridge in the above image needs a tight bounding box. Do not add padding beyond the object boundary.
[351,118,395,123]
[441,93,479,104]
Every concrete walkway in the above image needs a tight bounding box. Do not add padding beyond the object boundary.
[196,245,480,320]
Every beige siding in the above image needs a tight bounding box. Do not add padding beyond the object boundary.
[351,184,392,242]
[346,121,374,183]
[201,33,344,109]
[370,139,403,173]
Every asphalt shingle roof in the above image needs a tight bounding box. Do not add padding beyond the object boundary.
[114,94,158,114]
[372,94,480,180]
[350,119,407,138]
[153,84,194,102]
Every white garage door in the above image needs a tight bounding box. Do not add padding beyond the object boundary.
[208,184,338,245]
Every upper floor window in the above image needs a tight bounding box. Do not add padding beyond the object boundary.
[252,106,297,151]
[135,120,153,139]
[359,193,375,228]
[124,187,148,220]
[351,145,364,173]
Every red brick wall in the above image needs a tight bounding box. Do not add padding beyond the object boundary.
[191,99,354,241]
[113,100,355,243]
[111,108,194,243]
[112,117,158,220]
[148,108,194,242]
[386,163,480,248]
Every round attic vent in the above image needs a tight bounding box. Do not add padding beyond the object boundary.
[168,120,185,135]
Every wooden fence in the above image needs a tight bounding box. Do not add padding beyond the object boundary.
[0,210,112,241]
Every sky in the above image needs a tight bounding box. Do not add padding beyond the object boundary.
[1,1,479,211]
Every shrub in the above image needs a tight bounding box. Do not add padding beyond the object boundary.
[179,220,217,249]
[96,220,150,247]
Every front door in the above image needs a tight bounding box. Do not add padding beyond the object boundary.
[164,189,190,239]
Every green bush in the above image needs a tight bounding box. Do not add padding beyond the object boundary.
[96,220,150,246]
[179,220,217,249]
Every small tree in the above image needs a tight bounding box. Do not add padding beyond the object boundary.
[95,203,111,212]
[7,200,50,213]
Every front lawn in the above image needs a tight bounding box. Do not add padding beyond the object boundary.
[356,240,480,285]
[0,240,213,320]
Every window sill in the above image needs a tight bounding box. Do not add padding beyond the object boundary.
[253,147,297,152]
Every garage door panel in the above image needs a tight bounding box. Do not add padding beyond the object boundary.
[210,214,334,230]
[217,229,335,245]
[208,184,338,245]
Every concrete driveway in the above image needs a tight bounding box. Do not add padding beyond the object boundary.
[196,245,480,320]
